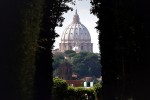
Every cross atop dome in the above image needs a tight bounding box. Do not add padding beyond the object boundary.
[75,9,78,15]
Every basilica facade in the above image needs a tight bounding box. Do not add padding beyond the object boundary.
[59,10,93,53]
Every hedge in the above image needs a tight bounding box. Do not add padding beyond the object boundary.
[52,78,102,100]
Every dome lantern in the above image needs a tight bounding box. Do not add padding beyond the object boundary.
[73,9,80,23]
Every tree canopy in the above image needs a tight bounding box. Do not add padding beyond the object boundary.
[91,0,150,99]
[53,50,102,78]
[53,53,65,70]
[34,0,74,100]
[72,52,101,78]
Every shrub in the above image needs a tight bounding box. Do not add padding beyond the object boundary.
[66,87,95,100]
[94,83,102,100]
[52,78,101,100]
[52,78,68,100]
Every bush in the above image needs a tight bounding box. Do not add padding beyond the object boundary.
[94,83,102,100]
[66,86,76,100]
[52,78,102,100]
[66,86,95,100]
[52,78,68,100]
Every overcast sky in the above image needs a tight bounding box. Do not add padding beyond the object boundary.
[53,0,100,53]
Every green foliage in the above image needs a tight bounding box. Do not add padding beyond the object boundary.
[86,88,95,100]
[67,86,76,95]
[66,86,95,100]
[35,0,74,100]
[94,83,102,93]
[1,0,44,99]
[53,59,72,77]
[53,53,65,70]
[66,86,76,99]
[90,0,150,99]
[64,50,76,55]
[53,51,101,78]
[53,78,68,90]
[52,78,102,100]
[72,52,101,78]
[0,0,44,100]
[93,83,102,100]
[17,0,44,100]
[64,50,76,57]
[75,87,86,96]
[60,59,71,66]
[52,78,68,100]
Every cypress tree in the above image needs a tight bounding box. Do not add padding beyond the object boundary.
[91,0,150,99]
[0,0,75,100]
[34,0,74,100]
[0,0,43,100]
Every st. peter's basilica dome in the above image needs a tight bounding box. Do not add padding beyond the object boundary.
[59,10,93,53]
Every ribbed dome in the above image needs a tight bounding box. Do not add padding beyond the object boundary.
[59,10,93,53]
[61,10,91,44]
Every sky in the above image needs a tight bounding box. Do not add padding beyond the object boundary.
[53,0,100,53]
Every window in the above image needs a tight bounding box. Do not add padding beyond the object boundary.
[87,82,90,87]
[81,46,83,50]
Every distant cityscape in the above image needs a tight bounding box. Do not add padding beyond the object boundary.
[53,10,102,88]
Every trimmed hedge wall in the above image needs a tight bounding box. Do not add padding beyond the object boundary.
[52,78,102,100]
[52,78,68,100]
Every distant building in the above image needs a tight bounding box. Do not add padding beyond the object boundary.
[66,76,102,87]
[58,61,72,80]
[53,10,101,86]
[59,10,93,53]
[66,80,84,87]
[81,76,102,88]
